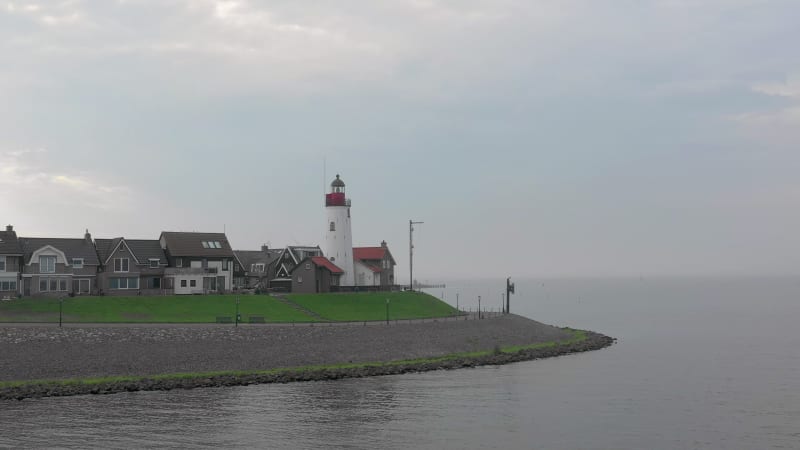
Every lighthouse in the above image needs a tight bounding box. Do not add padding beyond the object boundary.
[324,174,355,286]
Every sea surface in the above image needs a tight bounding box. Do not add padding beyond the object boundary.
[1,277,799,449]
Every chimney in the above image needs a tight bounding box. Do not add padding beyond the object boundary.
[5,224,12,232]
[84,229,92,243]
[381,240,387,248]
[261,244,269,252]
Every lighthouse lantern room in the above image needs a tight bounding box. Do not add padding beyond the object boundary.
[324,174,355,286]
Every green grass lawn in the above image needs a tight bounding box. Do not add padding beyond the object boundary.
[287,291,458,321]
[0,295,317,323]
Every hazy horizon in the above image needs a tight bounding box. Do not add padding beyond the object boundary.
[3,1,800,280]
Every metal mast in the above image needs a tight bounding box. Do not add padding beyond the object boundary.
[409,220,424,291]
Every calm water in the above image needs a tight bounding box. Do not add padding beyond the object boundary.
[2,277,799,449]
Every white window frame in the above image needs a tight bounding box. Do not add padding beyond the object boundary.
[40,255,56,273]
[72,258,84,269]
[149,259,160,268]
[114,258,130,273]
[0,255,6,272]
[0,279,17,291]
[176,258,183,268]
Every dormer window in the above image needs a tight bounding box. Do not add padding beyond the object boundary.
[72,258,84,269]
[149,259,160,268]
[40,256,56,273]
[176,258,183,268]
[202,241,222,249]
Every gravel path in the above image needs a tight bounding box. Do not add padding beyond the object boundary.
[0,315,573,382]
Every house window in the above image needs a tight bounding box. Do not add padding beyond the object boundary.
[176,258,183,268]
[330,221,335,231]
[305,263,311,270]
[110,277,139,289]
[40,256,56,273]
[114,258,129,273]
[222,259,228,270]
[252,263,265,273]
[0,256,5,272]
[0,280,16,291]
[72,258,84,269]
[190,279,196,287]
[180,279,187,288]
[49,279,58,291]
[39,279,47,291]
[297,275,303,283]
[59,279,67,291]
[151,277,161,289]
[214,241,222,249]
[149,259,159,268]
[202,241,209,249]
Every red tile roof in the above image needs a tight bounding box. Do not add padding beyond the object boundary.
[353,247,386,261]
[311,256,344,274]
[356,261,382,273]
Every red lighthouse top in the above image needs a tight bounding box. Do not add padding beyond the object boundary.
[325,174,349,207]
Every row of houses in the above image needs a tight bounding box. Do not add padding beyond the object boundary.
[0,225,396,298]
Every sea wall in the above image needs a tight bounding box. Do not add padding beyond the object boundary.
[0,315,614,400]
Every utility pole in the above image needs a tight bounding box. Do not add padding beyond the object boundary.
[409,220,424,291]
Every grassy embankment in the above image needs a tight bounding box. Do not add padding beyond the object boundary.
[287,291,458,321]
[0,291,457,323]
[0,329,588,390]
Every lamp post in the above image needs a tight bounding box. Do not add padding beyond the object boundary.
[386,298,390,325]
[59,297,64,328]
[409,220,424,291]
[235,297,241,327]
[478,295,481,320]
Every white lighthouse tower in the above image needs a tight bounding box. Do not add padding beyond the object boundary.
[324,174,355,286]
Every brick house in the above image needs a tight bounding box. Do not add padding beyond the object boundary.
[19,230,100,297]
[0,225,23,298]
[95,238,169,296]
[290,256,343,293]
[353,241,396,290]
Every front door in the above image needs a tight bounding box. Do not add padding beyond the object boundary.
[24,278,31,296]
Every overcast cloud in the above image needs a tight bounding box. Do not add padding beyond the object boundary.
[2,0,799,279]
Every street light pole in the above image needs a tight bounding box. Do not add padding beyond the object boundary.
[409,220,424,291]
[235,297,240,327]
[59,297,63,328]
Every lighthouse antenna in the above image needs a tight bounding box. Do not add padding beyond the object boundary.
[323,157,327,196]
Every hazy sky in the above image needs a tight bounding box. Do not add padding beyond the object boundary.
[2,0,799,279]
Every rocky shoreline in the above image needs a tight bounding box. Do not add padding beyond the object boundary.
[0,315,614,401]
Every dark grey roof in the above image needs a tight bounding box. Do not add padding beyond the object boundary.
[95,238,167,266]
[0,229,23,255]
[160,232,234,257]
[20,237,100,265]
[235,249,282,270]
[127,240,168,264]
[331,174,345,187]
[94,238,122,263]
